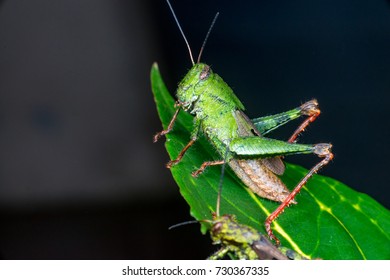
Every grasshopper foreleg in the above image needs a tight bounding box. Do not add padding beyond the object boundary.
[265,143,334,245]
[153,101,181,143]
[207,247,229,260]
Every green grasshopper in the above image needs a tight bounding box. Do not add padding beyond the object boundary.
[170,208,306,260]
[156,0,333,244]
[206,214,307,260]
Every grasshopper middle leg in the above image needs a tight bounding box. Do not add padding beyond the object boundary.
[192,160,225,177]
[166,139,196,168]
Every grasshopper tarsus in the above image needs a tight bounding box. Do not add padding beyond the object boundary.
[153,128,171,143]
[191,171,200,178]
[153,131,164,143]
[265,222,281,246]
[166,160,178,168]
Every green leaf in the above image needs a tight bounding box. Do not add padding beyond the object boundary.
[151,63,390,260]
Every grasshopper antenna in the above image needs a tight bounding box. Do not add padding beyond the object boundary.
[169,218,213,230]
[197,12,219,63]
[166,0,195,65]
[168,220,199,230]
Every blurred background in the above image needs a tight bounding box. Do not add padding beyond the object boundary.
[0,0,389,259]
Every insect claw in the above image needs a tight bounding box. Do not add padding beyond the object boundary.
[166,160,179,168]
[153,132,163,143]
[266,227,280,246]
[191,170,201,177]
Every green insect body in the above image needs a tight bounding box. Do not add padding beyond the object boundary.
[173,63,329,202]
[207,214,306,260]
[156,0,334,244]
[156,61,333,243]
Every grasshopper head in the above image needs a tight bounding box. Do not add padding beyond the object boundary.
[209,214,232,244]
[176,63,213,111]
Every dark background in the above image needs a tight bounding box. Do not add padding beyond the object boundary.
[0,0,389,259]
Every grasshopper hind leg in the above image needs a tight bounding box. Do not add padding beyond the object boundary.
[265,143,333,245]
[288,99,321,143]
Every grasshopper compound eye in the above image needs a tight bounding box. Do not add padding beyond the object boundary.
[212,221,223,235]
[199,65,211,80]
